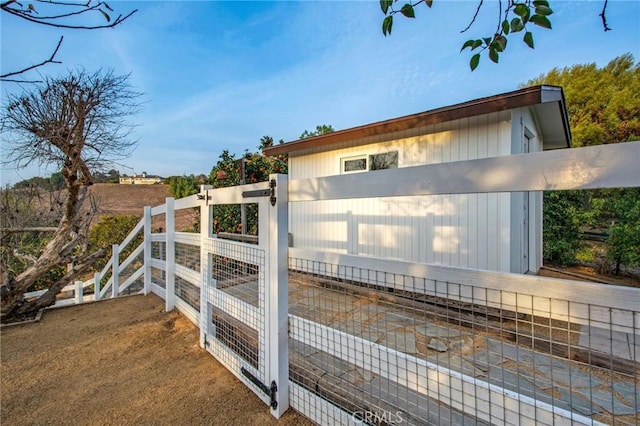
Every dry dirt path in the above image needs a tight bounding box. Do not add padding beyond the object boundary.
[0,295,312,426]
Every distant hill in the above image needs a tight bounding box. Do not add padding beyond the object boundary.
[89,183,171,217]
[88,184,197,231]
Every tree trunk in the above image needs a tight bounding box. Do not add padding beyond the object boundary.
[0,184,91,320]
[13,248,107,315]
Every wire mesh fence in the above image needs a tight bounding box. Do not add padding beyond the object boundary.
[203,237,266,382]
[175,242,200,272]
[150,266,166,289]
[151,241,166,261]
[287,256,639,425]
[175,275,200,311]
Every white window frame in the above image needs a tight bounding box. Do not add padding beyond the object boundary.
[340,150,400,175]
[340,155,368,174]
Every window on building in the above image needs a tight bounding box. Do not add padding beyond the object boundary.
[370,151,398,170]
[341,151,399,174]
[342,156,367,174]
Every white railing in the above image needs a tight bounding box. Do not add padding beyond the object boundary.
[40,143,640,425]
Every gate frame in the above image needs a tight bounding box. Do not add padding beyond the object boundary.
[198,174,289,419]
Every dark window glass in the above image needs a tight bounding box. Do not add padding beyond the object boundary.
[369,151,398,170]
[344,158,367,172]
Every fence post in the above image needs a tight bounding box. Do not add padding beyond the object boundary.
[268,174,289,418]
[165,197,175,311]
[94,272,101,301]
[75,281,83,304]
[112,244,119,298]
[143,206,152,295]
[199,185,212,348]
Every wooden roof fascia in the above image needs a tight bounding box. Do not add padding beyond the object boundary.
[263,85,565,157]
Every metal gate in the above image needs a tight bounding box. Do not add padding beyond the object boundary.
[198,175,289,418]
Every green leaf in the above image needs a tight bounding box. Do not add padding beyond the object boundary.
[494,35,507,52]
[530,14,552,29]
[514,3,530,18]
[489,47,499,63]
[400,3,415,18]
[470,53,480,71]
[511,17,524,32]
[535,5,553,15]
[100,9,111,22]
[483,37,492,46]
[425,0,433,7]
[472,39,482,50]
[533,0,549,7]
[523,31,534,48]
[461,39,475,52]
[382,15,393,36]
[380,0,393,15]
[502,19,510,35]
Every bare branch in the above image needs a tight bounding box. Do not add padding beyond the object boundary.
[0,36,63,81]
[1,1,137,81]
[460,0,484,33]
[600,0,611,31]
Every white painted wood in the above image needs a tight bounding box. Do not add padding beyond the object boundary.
[165,197,176,312]
[150,258,165,270]
[268,174,289,418]
[150,204,167,215]
[111,244,119,298]
[119,218,144,250]
[288,381,355,425]
[205,180,271,205]
[174,298,199,325]
[199,185,212,349]
[74,281,82,304]
[99,255,114,279]
[118,268,144,293]
[100,276,113,300]
[173,194,200,210]
[175,232,201,246]
[94,272,101,301]
[143,206,152,295]
[289,142,640,202]
[119,244,143,271]
[290,248,640,333]
[207,288,259,331]
[289,315,604,426]
[150,233,165,242]
[174,264,200,287]
[150,283,165,299]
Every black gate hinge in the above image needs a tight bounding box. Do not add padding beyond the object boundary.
[269,179,276,206]
[241,367,278,409]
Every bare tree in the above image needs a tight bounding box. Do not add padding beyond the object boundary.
[1,1,137,82]
[0,69,142,320]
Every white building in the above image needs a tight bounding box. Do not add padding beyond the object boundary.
[264,85,571,274]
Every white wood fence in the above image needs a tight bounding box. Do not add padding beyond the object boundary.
[45,142,640,425]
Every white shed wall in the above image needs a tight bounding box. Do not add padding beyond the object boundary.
[289,112,527,272]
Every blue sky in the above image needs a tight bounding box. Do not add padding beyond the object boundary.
[1,0,639,184]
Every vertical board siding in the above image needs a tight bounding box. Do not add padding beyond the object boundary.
[289,113,518,272]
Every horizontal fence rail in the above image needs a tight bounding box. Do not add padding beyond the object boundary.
[44,144,640,425]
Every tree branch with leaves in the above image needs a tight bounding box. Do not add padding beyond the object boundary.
[380,0,612,71]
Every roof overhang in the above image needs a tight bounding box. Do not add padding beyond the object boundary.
[263,85,571,157]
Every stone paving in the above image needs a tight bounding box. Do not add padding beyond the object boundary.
[220,273,639,424]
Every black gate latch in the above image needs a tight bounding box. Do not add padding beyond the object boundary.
[241,367,278,409]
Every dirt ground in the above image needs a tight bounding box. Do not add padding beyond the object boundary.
[0,295,313,426]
